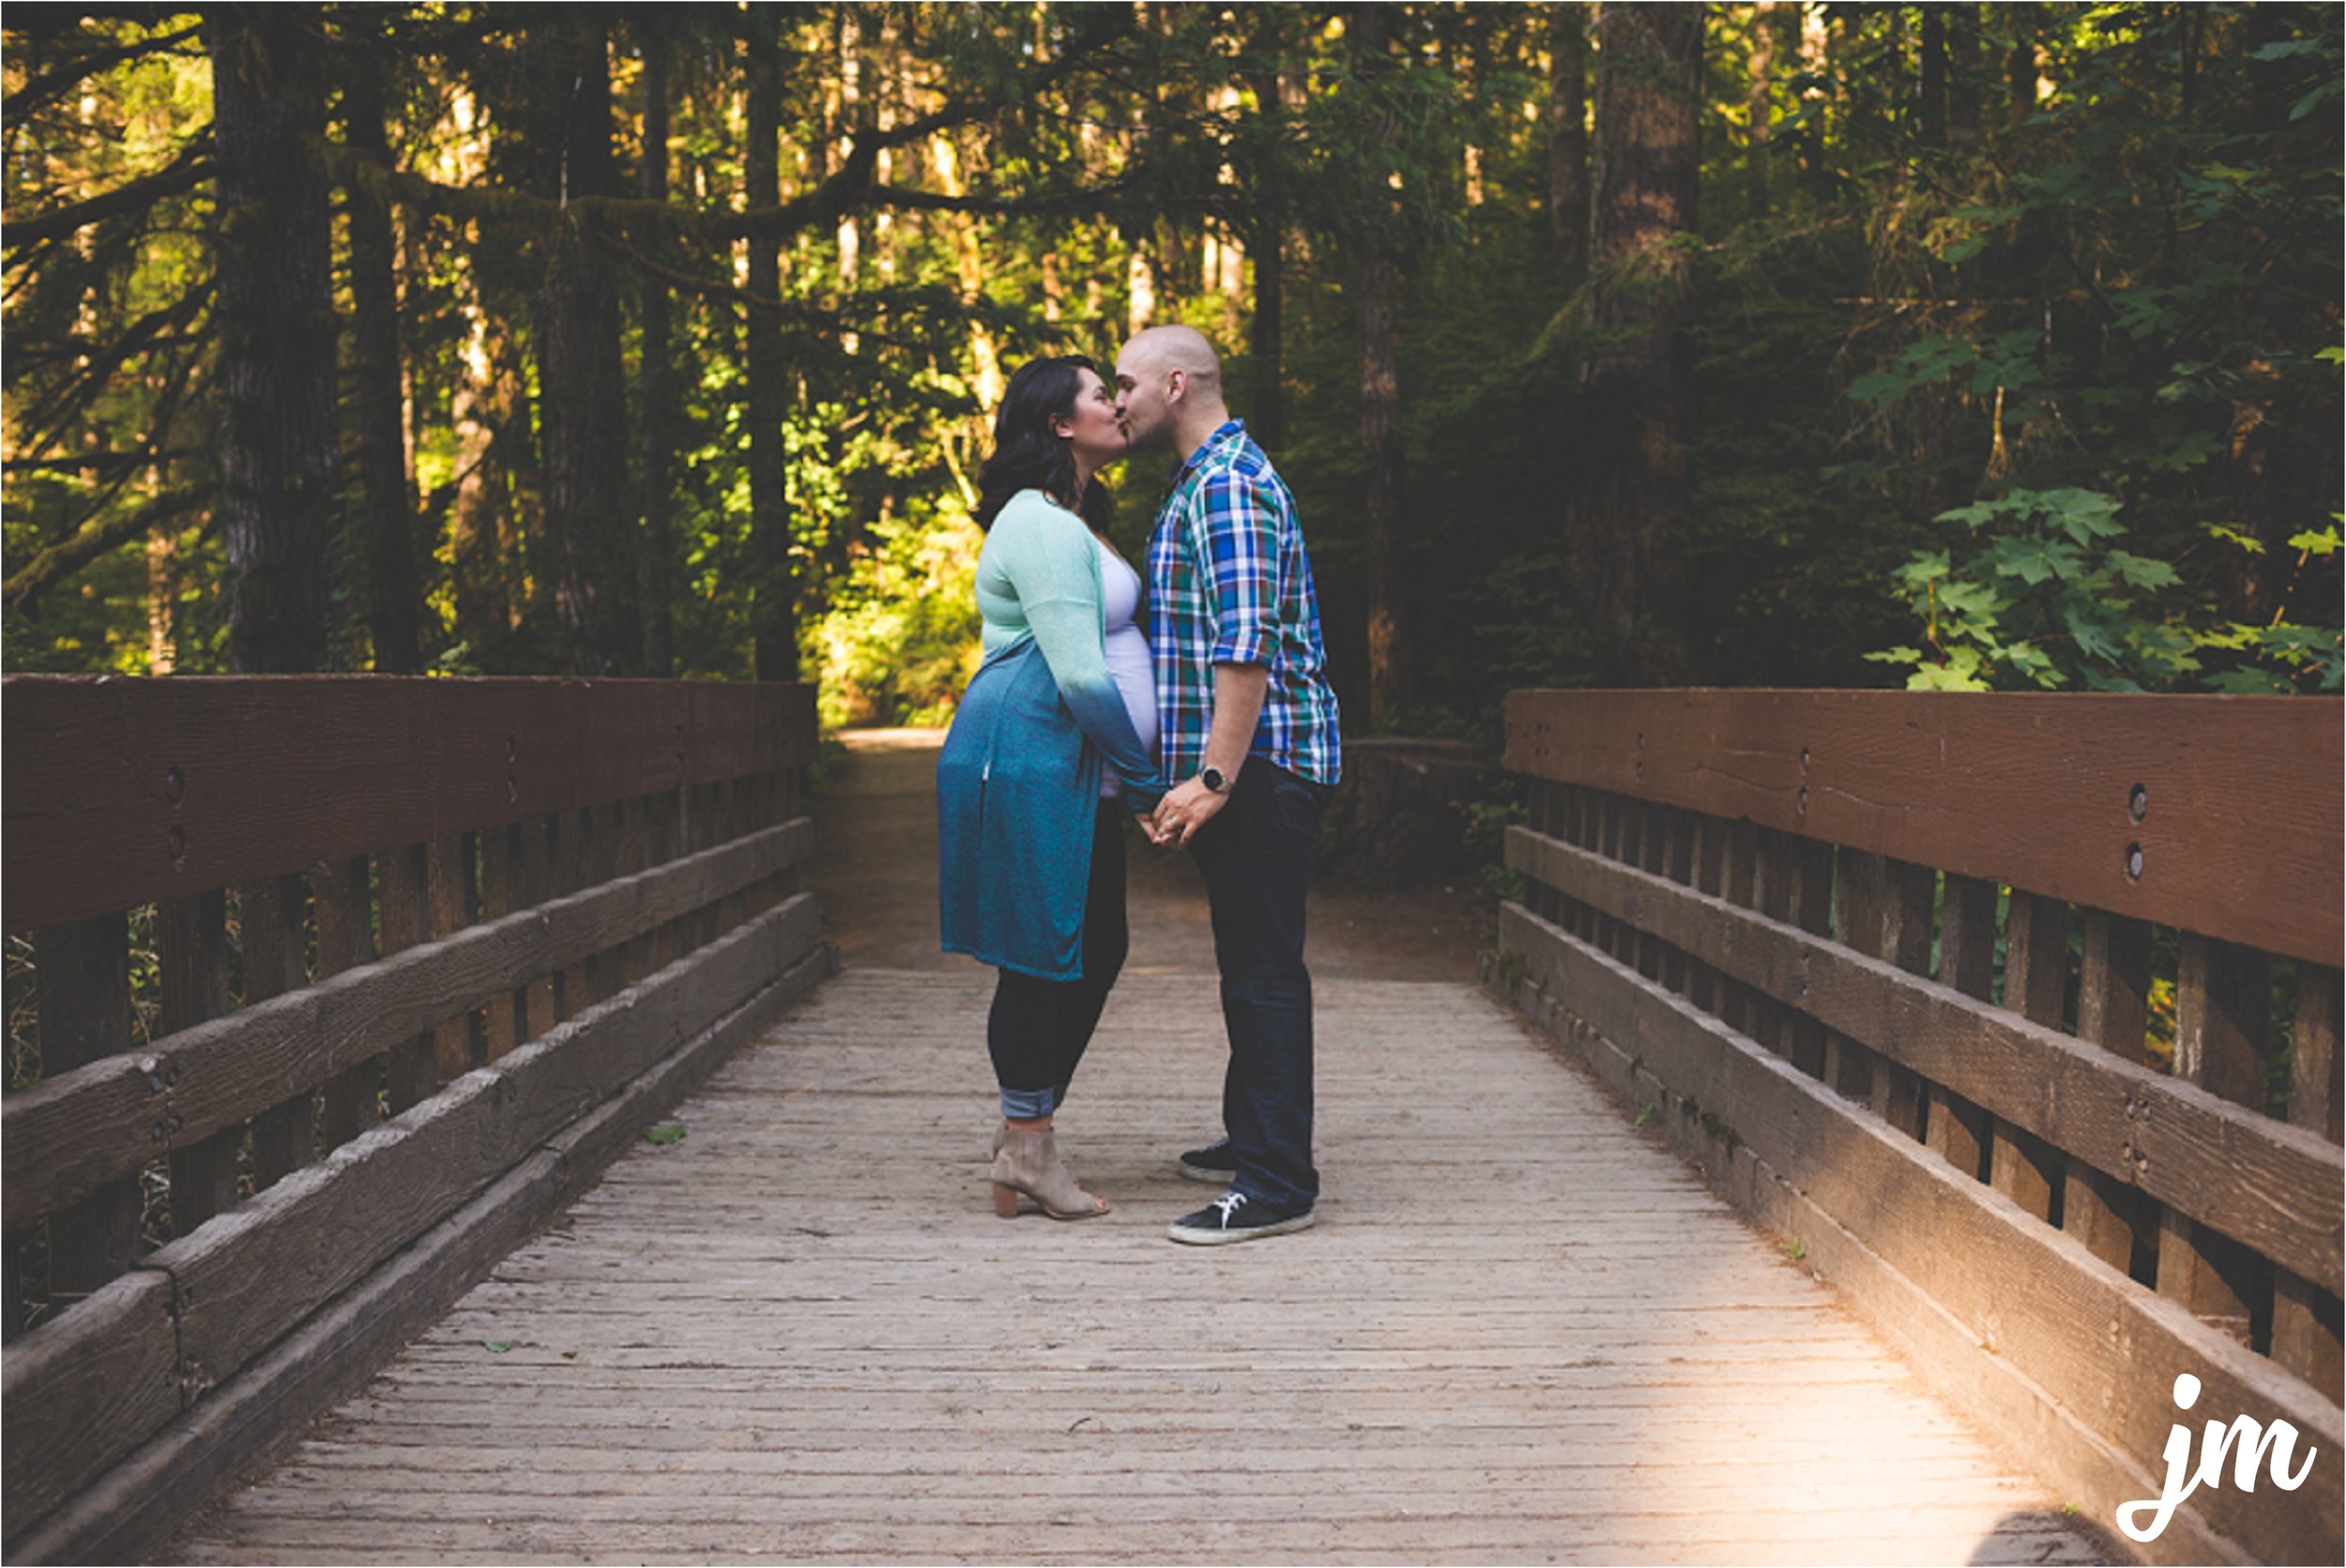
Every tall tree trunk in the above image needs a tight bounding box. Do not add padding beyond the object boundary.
[1948,6,1983,154]
[637,23,675,677]
[213,6,340,673]
[450,307,524,663]
[1572,1,1699,685]
[1547,1,1590,282]
[745,7,797,680]
[1745,0,1775,219]
[526,14,634,677]
[2006,4,2038,130]
[344,38,422,673]
[1243,38,1287,449]
[1351,4,1409,726]
[1919,8,1948,149]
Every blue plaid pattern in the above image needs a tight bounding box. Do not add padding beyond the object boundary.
[1145,420,1341,786]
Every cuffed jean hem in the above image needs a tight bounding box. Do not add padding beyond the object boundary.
[998,1083,1069,1120]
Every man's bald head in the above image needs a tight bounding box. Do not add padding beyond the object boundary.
[1122,325,1224,393]
[1114,324,1231,459]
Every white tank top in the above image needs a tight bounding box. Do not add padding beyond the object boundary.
[1097,536,1157,798]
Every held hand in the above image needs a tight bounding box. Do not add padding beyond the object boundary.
[1134,807,1176,847]
[1151,777,1230,848]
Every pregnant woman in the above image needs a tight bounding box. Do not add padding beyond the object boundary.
[937,355,1166,1221]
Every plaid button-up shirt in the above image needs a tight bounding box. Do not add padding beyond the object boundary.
[1145,419,1342,786]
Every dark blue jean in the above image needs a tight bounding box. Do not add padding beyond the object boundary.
[1189,759,1329,1213]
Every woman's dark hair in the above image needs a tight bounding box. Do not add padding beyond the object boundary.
[973,355,1099,531]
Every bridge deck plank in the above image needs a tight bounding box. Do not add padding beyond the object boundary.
[165,970,2103,1565]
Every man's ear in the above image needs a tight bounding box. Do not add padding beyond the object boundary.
[1165,368,1187,405]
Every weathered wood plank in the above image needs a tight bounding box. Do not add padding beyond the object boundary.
[159,896,823,1403]
[160,889,239,1236]
[313,856,380,1154]
[0,1268,180,1545]
[19,930,831,1568]
[1508,826,2343,1294]
[377,843,436,1115]
[240,874,315,1193]
[423,834,476,1084]
[160,966,2087,1568]
[34,913,143,1302]
[1500,902,2342,1564]
[1503,688,2342,966]
[4,821,815,1228]
[2,677,818,934]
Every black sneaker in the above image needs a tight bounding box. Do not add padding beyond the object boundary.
[1167,1191,1316,1246]
[1177,1138,1238,1184]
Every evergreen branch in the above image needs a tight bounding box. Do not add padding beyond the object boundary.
[868,176,1138,218]
[1,133,215,254]
[4,482,211,615]
[309,12,1135,246]
[0,23,205,124]
[2,449,200,475]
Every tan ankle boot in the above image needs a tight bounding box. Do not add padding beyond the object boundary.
[991,1126,1108,1220]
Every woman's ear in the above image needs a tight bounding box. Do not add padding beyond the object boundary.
[1050,415,1074,440]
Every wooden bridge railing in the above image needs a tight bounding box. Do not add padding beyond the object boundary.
[1490,690,2341,1567]
[1,676,830,1564]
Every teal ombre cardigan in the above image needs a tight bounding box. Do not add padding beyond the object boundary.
[937,491,1168,981]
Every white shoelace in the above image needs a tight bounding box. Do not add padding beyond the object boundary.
[1211,1192,1246,1225]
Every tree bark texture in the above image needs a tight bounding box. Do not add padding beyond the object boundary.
[1574,1,1700,685]
[637,24,676,677]
[1351,3,1408,725]
[1242,35,1287,451]
[526,15,635,677]
[1948,6,1983,155]
[1745,0,1775,219]
[1547,2,1590,281]
[1919,8,1948,149]
[744,8,798,681]
[344,38,423,674]
[212,7,340,673]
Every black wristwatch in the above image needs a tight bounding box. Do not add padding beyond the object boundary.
[1198,765,1232,795]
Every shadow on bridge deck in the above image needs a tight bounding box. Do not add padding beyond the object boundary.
[164,734,2110,1565]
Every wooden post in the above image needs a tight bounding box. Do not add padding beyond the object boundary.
[1866,858,1935,1138]
[1926,875,1997,1181]
[1786,836,1834,1082]
[426,832,480,1080]
[518,814,558,1038]
[2272,964,2343,1388]
[589,800,629,1001]
[376,842,435,1114]
[623,795,655,986]
[1989,890,2067,1223]
[37,914,143,1307]
[160,888,238,1235]
[2158,932,2274,1345]
[1685,811,1726,1013]
[240,873,314,1191]
[313,856,380,1150]
[1719,818,1759,1037]
[2065,908,2156,1274]
[552,807,591,1021]
[1750,828,1798,1059]
[479,824,522,1060]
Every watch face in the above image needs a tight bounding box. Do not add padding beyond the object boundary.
[1201,767,1226,793]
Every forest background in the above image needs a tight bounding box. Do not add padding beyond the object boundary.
[3,2,2340,748]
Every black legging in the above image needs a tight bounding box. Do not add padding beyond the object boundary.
[988,798,1129,1119]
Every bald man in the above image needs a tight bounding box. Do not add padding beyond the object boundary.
[1113,326,1343,1246]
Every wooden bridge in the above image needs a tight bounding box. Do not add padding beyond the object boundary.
[2,677,2338,1564]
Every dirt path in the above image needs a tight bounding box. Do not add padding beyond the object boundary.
[804,728,1489,982]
